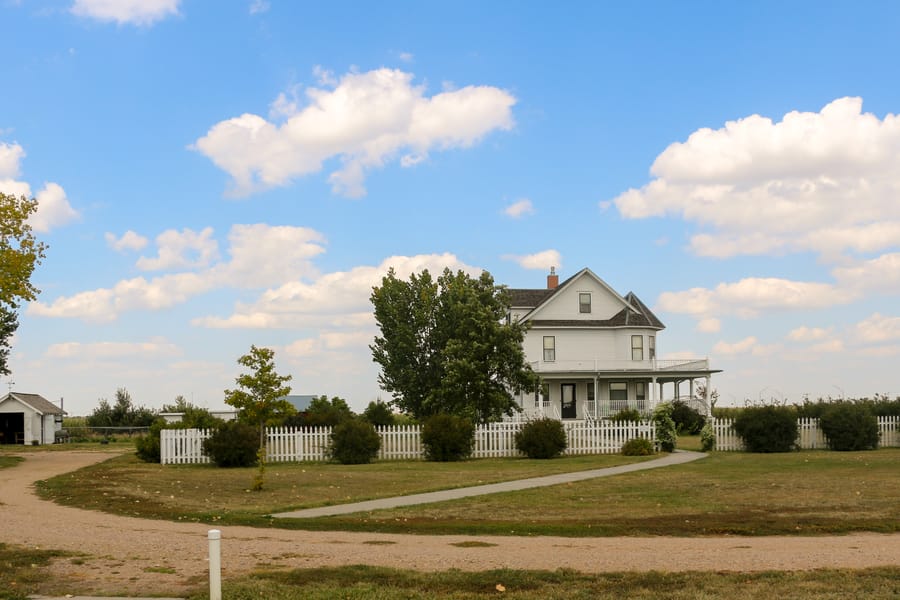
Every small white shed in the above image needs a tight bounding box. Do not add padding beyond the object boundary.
[0,392,65,445]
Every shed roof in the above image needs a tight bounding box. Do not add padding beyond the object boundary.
[2,392,64,415]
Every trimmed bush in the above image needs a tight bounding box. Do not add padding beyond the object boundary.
[652,402,677,452]
[671,400,706,435]
[733,405,798,452]
[621,437,654,456]
[135,419,165,463]
[202,421,259,467]
[610,408,642,422]
[820,403,879,451]
[421,413,475,462]
[330,419,382,464]
[515,418,567,459]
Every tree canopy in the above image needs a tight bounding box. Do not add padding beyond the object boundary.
[224,345,294,445]
[0,192,47,375]
[370,268,538,423]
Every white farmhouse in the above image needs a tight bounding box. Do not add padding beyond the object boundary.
[508,268,719,420]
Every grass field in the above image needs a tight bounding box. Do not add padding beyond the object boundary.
[204,565,900,599]
[3,541,898,600]
[0,455,23,469]
[35,446,900,537]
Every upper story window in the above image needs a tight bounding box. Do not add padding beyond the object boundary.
[649,335,656,360]
[543,336,556,362]
[631,335,643,361]
[579,292,591,313]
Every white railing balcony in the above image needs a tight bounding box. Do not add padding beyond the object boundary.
[529,358,710,374]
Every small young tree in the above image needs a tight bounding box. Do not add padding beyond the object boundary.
[224,345,293,490]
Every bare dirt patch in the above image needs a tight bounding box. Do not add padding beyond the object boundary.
[3,450,900,596]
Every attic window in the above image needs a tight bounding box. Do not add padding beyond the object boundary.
[579,292,591,313]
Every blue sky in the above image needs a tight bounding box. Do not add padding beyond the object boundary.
[3,1,900,415]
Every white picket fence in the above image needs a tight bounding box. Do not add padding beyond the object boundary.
[160,420,656,465]
[712,416,900,451]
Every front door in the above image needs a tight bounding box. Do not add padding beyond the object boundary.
[561,384,577,419]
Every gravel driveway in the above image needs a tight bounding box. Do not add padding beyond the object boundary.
[3,450,898,597]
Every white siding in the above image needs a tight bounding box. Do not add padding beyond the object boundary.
[524,327,655,365]
[531,275,626,321]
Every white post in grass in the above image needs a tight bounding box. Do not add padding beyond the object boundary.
[208,529,222,600]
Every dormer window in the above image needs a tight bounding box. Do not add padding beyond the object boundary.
[579,292,591,313]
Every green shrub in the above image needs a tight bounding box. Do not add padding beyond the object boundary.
[362,401,395,427]
[671,400,706,435]
[700,421,716,452]
[652,402,677,452]
[621,437,654,456]
[819,403,879,451]
[421,414,475,462]
[610,408,642,422]
[515,418,567,459]
[733,405,798,452]
[202,421,259,467]
[134,419,165,463]
[134,409,224,464]
[330,419,381,464]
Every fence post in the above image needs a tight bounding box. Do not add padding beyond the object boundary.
[208,529,221,600]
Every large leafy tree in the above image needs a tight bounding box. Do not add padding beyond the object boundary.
[0,192,47,375]
[371,268,538,423]
[224,345,294,449]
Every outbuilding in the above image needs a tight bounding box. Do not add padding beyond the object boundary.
[0,392,65,445]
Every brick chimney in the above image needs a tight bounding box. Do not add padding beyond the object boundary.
[547,266,559,289]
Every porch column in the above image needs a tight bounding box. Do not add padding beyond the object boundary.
[651,376,658,409]
[659,381,664,404]
[705,375,712,417]
[689,378,695,404]
[674,380,680,402]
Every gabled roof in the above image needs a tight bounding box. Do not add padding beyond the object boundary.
[507,268,665,330]
[1,392,65,415]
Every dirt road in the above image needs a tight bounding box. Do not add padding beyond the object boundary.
[2,451,898,596]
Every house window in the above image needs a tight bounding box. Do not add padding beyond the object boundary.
[649,336,656,360]
[610,382,627,413]
[631,335,643,361]
[635,382,646,412]
[543,336,556,362]
[579,292,591,313]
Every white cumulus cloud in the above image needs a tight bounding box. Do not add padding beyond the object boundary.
[194,252,477,329]
[853,313,900,344]
[0,142,79,232]
[192,68,516,197]
[46,338,181,359]
[28,224,326,322]
[504,198,534,218]
[612,97,900,262]
[502,250,561,271]
[105,230,149,252]
[71,0,180,25]
[137,227,219,271]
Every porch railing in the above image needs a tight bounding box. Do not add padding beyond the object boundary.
[530,358,710,373]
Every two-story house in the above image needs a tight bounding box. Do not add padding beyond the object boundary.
[507,267,719,420]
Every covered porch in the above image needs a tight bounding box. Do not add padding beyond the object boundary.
[514,359,720,420]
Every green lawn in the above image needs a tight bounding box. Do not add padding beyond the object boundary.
[35,447,900,537]
[0,455,23,469]
[197,566,900,599]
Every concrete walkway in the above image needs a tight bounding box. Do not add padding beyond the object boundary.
[274,449,706,519]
